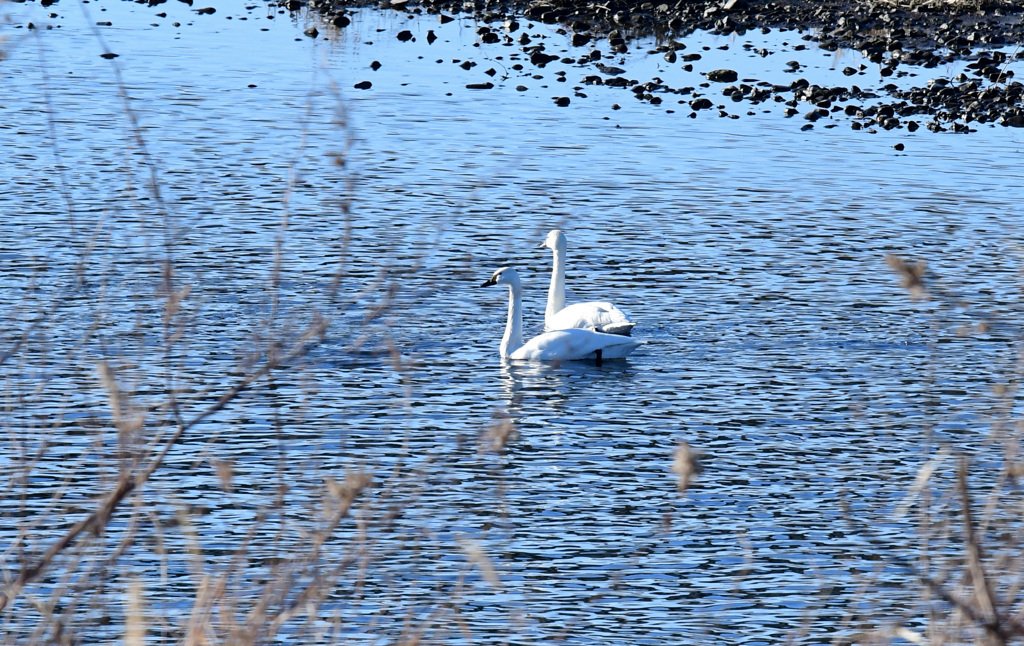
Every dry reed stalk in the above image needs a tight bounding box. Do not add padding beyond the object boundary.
[671,440,703,494]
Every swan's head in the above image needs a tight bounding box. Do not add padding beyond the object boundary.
[480,266,521,288]
[541,229,567,251]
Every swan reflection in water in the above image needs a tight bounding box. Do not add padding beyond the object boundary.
[497,359,639,423]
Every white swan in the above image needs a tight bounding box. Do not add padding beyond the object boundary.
[481,267,641,363]
[541,229,635,336]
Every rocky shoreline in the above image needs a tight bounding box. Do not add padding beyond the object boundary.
[286,0,1024,133]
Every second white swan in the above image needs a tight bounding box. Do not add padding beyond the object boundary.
[541,229,635,336]
[481,267,641,363]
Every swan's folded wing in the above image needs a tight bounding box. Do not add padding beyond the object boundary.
[544,301,635,335]
[510,329,641,361]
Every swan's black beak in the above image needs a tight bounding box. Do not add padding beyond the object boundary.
[480,276,497,287]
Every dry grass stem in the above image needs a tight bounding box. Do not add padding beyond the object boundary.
[671,441,703,494]
[886,254,929,300]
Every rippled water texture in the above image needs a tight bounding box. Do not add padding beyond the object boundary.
[3,0,1024,643]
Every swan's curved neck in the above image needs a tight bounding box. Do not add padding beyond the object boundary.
[501,282,525,358]
[545,246,566,323]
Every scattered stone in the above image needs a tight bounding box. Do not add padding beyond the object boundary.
[370,61,382,71]
[706,69,738,83]
[426,30,437,44]
[354,80,372,89]
[595,63,625,75]
[100,52,119,59]
[530,50,559,67]
[195,6,215,14]
[554,96,570,106]
[397,30,413,41]
[304,26,318,38]
[467,82,495,89]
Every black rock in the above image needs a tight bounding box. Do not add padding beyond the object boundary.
[426,30,437,44]
[370,61,382,71]
[397,30,413,42]
[530,51,559,67]
[554,97,570,106]
[354,81,372,90]
[571,33,590,47]
[467,82,494,89]
[706,69,738,83]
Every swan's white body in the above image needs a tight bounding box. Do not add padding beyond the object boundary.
[542,230,635,336]
[481,267,641,362]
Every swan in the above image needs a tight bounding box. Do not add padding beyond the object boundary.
[480,267,641,363]
[541,229,635,336]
